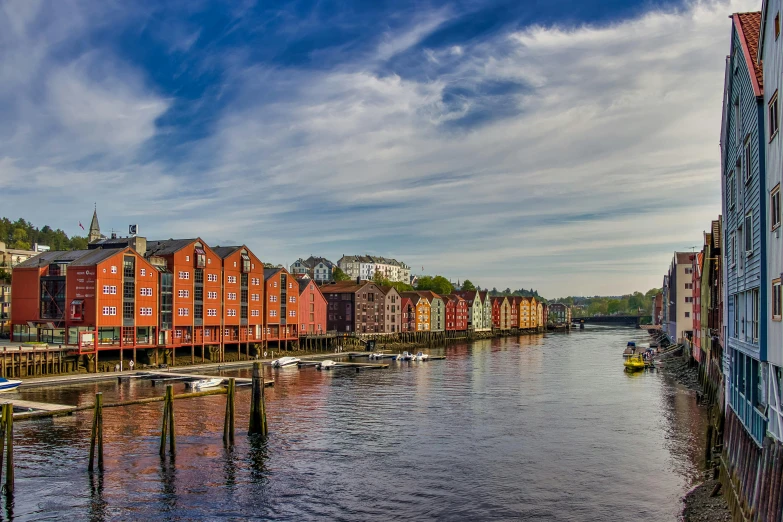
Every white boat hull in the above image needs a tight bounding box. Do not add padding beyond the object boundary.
[0,380,21,392]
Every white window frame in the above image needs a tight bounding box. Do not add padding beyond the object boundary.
[179,271,190,280]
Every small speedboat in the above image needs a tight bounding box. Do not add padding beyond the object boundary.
[399,351,413,361]
[272,356,301,367]
[319,360,338,370]
[414,352,429,361]
[0,378,21,392]
[623,354,645,372]
[187,378,223,390]
[369,352,385,360]
[623,341,637,358]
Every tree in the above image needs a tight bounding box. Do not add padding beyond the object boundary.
[461,279,476,291]
[10,228,30,250]
[332,267,350,282]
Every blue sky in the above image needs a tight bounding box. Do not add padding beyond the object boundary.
[0,0,759,297]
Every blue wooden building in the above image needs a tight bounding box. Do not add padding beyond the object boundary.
[721,11,767,445]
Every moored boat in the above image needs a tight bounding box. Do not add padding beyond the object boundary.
[399,351,413,361]
[414,351,429,361]
[623,354,645,372]
[187,378,223,390]
[0,378,22,392]
[319,360,338,370]
[272,356,301,367]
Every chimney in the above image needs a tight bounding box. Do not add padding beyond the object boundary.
[356,277,361,284]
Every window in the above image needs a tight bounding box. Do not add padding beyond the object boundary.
[251,278,260,285]
[728,171,736,210]
[269,295,277,303]
[733,295,739,338]
[773,279,782,320]
[251,310,260,317]
[207,273,218,282]
[731,233,737,266]
[140,288,152,296]
[745,211,753,254]
[207,291,216,299]
[140,268,146,277]
[111,266,117,274]
[289,310,296,317]
[752,288,760,342]
[251,293,259,301]
[685,297,693,303]
[773,185,781,230]
[289,282,293,289]
[289,296,296,303]
[270,310,277,317]
[178,308,189,317]
[744,137,752,183]
[227,309,236,317]
[207,309,217,317]
[103,285,117,295]
[685,283,693,289]
[226,292,236,300]
[228,276,237,284]
[140,307,153,316]
[178,289,189,298]
[185,255,190,262]
[179,271,190,280]
[273,281,277,288]
[123,302,134,319]
[102,306,111,316]
[770,91,779,139]
[776,13,781,39]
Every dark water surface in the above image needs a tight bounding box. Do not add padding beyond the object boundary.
[6,327,705,521]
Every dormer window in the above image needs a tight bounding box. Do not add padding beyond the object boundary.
[195,248,206,268]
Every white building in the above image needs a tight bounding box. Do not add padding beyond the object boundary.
[289,256,336,282]
[337,255,411,283]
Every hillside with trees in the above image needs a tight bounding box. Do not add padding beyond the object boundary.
[0,217,88,252]
[552,289,660,317]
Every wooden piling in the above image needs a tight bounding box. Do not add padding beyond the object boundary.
[4,403,13,495]
[159,385,176,457]
[223,378,236,446]
[88,392,104,472]
[249,362,267,436]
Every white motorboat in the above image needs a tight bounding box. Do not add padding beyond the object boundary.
[399,351,413,361]
[369,352,385,360]
[0,378,21,392]
[187,378,223,390]
[414,352,429,361]
[272,356,301,368]
[319,360,338,370]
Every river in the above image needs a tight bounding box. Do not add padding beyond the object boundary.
[5,326,705,521]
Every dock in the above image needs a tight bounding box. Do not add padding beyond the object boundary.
[299,360,389,370]
[12,399,75,414]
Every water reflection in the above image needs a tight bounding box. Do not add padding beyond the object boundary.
[4,327,706,521]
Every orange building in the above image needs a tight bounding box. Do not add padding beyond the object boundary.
[297,279,327,335]
[401,291,430,331]
[11,247,158,361]
[263,267,299,347]
[213,246,265,355]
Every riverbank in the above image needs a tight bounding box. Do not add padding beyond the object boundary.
[657,351,731,522]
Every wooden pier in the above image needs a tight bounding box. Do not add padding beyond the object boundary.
[299,360,389,370]
[140,371,273,387]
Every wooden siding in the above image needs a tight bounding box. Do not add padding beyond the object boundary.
[724,22,767,360]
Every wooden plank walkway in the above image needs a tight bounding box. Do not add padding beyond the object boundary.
[141,371,273,387]
[299,360,388,370]
[12,399,75,413]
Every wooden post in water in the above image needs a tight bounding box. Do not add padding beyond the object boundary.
[4,403,13,495]
[248,362,267,436]
[223,378,236,445]
[160,385,176,457]
[88,392,105,471]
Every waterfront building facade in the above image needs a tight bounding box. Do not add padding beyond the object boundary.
[297,279,327,335]
[213,246,266,346]
[418,291,444,332]
[491,296,511,330]
[324,280,385,333]
[380,286,402,333]
[401,292,431,331]
[694,252,703,363]
[400,295,415,332]
[722,11,767,444]
[454,290,482,331]
[263,267,299,343]
[665,252,696,345]
[761,1,783,441]
[481,291,493,331]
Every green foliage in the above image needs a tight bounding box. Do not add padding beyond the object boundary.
[415,275,453,296]
[0,217,88,256]
[374,272,413,292]
[562,288,662,317]
[461,279,476,291]
[332,267,351,282]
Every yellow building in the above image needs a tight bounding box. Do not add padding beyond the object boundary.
[402,292,430,331]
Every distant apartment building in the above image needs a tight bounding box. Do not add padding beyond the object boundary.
[0,242,47,269]
[337,255,411,284]
[665,252,696,344]
[290,256,335,282]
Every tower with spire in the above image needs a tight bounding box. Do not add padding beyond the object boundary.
[88,204,101,243]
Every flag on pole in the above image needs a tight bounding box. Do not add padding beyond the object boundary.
[79,222,84,230]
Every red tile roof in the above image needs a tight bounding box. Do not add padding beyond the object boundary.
[734,12,763,96]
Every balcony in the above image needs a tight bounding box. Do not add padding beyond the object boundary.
[730,385,766,446]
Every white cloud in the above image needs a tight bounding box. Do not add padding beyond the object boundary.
[0,0,761,297]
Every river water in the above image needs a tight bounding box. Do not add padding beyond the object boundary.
[5,326,705,521]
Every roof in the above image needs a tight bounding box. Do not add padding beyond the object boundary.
[734,12,763,96]
[69,248,128,267]
[297,278,315,293]
[479,290,489,301]
[146,239,198,257]
[15,249,91,268]
[304,256,334,268]
[400,291,425,303]
[320,280,369,293]
[263,267,283,280]
[212,246,242,259]
[675,252,694,264]
[453,290,477,303]
[338,254,409,268]
[491,296,508,305]
[379,285,401,296]
[416,290,442,301]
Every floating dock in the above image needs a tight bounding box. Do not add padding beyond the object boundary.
[299,360,388,370]
[140,371,273,387]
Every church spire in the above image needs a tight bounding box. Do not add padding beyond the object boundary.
[88,204,101,243]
